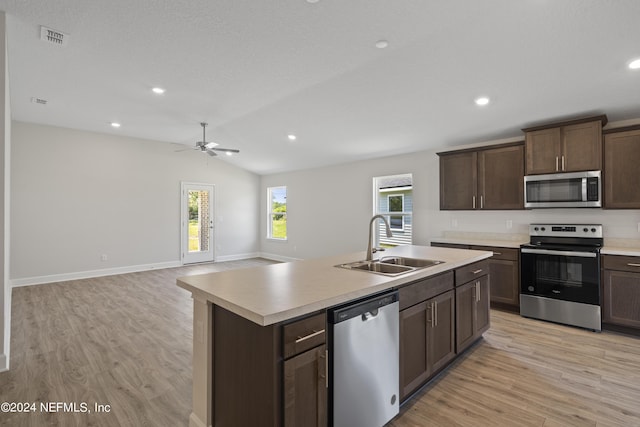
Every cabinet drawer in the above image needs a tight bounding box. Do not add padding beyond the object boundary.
[602,255,640,273]
[470,246,519,261]
[430,242,470,249]
[398,271,454,311]
[455,260,490,286]
[283,312,326,359]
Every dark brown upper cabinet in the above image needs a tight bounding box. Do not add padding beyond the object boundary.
[523,115,607,175]
[439,143,524,210]
[603,125,640,209]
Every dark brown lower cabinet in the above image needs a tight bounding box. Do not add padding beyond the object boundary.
[284,344,327,427]
[602,255,640,329]
[399,290,455,400]
[456,275,490,353]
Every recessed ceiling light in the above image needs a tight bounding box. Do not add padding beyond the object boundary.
[629,59,640,70]
[110,122,121,128]
[375,40,389,49]
[288,134,297,141]
[475,97,490,106]
[152,87,165,94]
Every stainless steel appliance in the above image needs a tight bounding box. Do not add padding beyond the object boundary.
[524,170,601,208]
[520,224,602,331]
[329,291,399,427]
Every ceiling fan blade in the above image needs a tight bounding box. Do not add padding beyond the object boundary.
[211,147,240,153]
[206,149,217,157]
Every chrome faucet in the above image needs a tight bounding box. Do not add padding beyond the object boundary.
[366,215,393,261]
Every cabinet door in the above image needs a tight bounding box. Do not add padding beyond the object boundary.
[284,345,327,427]
[604,129,640,208]
[455,281,476,353]
[428,290,456,373]
[439,151,477,210]
[478,144,524,209]
[487,258,519,306]
[399,301,430,400]
[562,121,602,172]
[525,127,561,175]
[603,270,640,328]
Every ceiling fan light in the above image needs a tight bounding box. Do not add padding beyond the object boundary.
[205,141,219,148]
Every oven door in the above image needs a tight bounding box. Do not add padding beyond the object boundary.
[520,247,600,305]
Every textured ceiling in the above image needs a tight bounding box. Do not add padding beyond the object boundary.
[1,0,639,174]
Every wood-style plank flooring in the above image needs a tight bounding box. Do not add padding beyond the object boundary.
[390,311,640,427]
[0,259,276,427]
[1,261,640,426]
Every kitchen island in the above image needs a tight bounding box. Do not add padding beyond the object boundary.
[177,245,492,427]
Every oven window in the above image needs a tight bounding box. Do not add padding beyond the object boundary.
[537,256,583,286]
[526,178,582,202]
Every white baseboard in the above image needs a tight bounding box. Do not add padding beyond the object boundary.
[10,260,182,288]
[0,353,7,373]
[215,252,261,262]
[259,252,302,263]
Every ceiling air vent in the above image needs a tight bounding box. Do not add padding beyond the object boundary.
[40,26,69,47]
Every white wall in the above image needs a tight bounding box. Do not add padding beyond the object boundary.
[260,140,640,260]
[10,122,261,284]
[0,11,10,372]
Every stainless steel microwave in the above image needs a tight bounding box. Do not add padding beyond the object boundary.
[524,170,601,208]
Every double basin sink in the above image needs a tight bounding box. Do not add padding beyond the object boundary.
[336,256,443,276]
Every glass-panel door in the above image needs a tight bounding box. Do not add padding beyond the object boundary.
[182,183,215,264]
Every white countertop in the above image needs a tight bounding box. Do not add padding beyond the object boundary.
[601,247,640,257]
[177,245,492,326]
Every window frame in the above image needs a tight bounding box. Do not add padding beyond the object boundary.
[387,193,405,231]
[267,186,287,241]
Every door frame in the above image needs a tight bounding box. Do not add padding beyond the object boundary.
[181,182,216,265]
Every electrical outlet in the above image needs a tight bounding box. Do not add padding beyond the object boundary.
[101,254,108,262]
[506,220,513,229]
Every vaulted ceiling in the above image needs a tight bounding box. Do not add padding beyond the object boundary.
[2,0,639,174]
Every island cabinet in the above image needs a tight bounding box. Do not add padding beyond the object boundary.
[523,115,606,175]
[283,313,327,427]
[603,126,640,208]
[432,243,520,310]
[438,143,524,210]
[455,260,490,353]
[213,307,327,427]
[398,272,455,401]
[602,255,640,330]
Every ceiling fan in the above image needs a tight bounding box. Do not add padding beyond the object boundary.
[179,122,240,157]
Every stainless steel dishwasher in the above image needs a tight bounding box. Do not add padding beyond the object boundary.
[328,291,399,427]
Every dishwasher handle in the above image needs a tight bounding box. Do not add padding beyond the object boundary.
[330,291,398,324]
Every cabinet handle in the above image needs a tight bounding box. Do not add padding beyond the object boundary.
[323,350,328,388]
[295,329,325,343]
[627,263,640,267]
[434,301,438,327]
[427,303,434,328]
[472,269,483,274]
[561,155,565,171]
[472,196,476,209]
[476,281,481,302]
[555,156,559,171]
[493,252,502,256]
[480,195,484,209]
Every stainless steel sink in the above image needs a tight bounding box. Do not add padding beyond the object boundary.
[336,257,444,276]
[378,256,444,268]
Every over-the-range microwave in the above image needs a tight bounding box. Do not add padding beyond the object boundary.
[524,170,601,208]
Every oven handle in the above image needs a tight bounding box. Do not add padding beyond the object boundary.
[521,248,597,258]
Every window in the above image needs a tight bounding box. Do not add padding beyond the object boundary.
[373,174,412,247]
[267,186,287,240]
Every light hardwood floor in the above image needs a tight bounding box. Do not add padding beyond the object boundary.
[1,262,640,427]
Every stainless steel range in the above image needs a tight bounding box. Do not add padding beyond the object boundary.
[520,224,603,331]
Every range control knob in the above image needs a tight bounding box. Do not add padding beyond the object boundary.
[591,228,597,233]
[541,227,546,231]
[583,228,589,232]
[534,227,539,231]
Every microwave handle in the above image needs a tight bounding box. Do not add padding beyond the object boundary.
[582,177,587,202]
[521,248,597,258]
